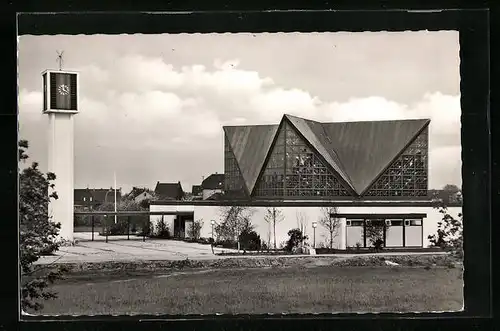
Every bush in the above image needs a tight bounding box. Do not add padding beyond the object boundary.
[140,220,153,237]
[215,239,238,249]
[285,228,308,252]
[19,140,66,311]
[153,218,171,239]
[197,237,212,245]
[428,204,463,259]
[238,229,262,251]
[100,220,129,236]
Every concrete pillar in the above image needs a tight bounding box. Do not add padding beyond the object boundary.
[338,217,347,250]
[47,113,75,241]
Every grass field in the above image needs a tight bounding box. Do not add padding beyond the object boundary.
[35,264,463,315]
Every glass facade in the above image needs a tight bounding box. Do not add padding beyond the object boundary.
[224,135,246,194]
[364,127,428,197]
[254,122,351,198]
[224,120,429,200]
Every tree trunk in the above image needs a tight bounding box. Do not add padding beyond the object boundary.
[273,221,276,249]
[330,231,333,249]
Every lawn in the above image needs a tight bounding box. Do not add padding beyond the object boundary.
[35,265,463,315]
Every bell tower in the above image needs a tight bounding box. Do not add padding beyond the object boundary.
[42,53,79,241]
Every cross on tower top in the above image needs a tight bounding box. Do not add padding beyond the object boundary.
[56,50,64,71]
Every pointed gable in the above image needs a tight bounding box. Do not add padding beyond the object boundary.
[223,124,279,193]
[285,114,355,190]
[321,119,430,194]
[254,119,352,198]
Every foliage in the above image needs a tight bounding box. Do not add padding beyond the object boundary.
[215,206,255,242]
[100,219,129,236]
[264,207,285,249]
[442,184,460,193]
[319,205,341,249]
[189,219,204,240]
[238,229,262,251]
[141,219,153,237]
[285,228,308,252]
[296,211,308,243]
[365,221,386,251]
[428,201,463,259]
[154,217,171,239]
[19,139,66,311]
[214,239,238,249]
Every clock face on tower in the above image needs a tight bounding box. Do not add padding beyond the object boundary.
[57,84,70,96]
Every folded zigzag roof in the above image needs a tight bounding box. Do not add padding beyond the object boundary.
[224,114,430,196]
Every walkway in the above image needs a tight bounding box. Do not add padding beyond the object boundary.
[36,234,447,265]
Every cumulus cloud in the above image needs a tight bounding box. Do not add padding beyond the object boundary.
[18,53,461,191]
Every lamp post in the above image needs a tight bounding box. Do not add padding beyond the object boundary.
[104,188,117,224]
[210,220,216,254]
[211,220,215,241]
[312,221,317,248]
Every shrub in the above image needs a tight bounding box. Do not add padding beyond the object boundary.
[156,223,171,239]
[365,221,386,251]
[196,237,212,245]
[19,140,66,311]
[215,239,238,249]
[428,203,463,259]
[189,219,203,240]
[285,228,308,252]
[140,220,153,237]
[238,229,262,251]
[100,220,129,236]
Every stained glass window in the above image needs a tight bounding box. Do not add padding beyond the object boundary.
[224,135,246,195]
[364,127,428,197]
[254,121,351,198]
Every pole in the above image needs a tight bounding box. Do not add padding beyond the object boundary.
[211,222,215,254]
[313,228,316,248]
[114,172,117,225]
[91,215,94,241]
[127,216,130,240]
[105,215,108,243]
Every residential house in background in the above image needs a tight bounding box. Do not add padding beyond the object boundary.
[201,173,225,200]
[428,189,463,206]
[154,181,185,201]
[74,188,122,210]
[191,185,203,200]
[125,187,155,203]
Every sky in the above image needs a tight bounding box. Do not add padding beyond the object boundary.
[18,31,461,194]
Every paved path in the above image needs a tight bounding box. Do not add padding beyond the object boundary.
[35,235,447,265]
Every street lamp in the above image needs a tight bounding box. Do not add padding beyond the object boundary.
[210,220,216,255]
[312,221,317,248]
[210,220,215,241]
[104,189,117,224]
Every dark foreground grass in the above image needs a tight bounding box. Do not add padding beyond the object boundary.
[35,265,463,315]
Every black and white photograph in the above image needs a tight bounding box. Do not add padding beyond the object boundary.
[18,30,464,316]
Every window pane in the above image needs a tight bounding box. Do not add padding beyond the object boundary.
[364,127,428,197]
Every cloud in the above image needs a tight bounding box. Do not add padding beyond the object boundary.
[18,54,461,191]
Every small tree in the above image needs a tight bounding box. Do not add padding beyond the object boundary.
[285,228,308,252]
[296,211,309,246]
[365,220,386,251]
[428,200,463,259]
[319,205,341,249]
[19,140,67,311]
[189,219,203,240]
[154,217,171,238]
[264,207,284,249]
[216,206,255,251]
